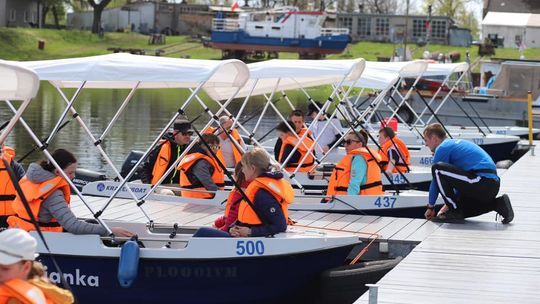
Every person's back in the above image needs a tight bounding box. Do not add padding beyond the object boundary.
[435,139,497,180]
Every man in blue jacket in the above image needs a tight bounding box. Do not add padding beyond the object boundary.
[423,123,513,223]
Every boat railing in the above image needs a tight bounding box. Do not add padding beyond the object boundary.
[212,18,240,31]
[320,27,350,36]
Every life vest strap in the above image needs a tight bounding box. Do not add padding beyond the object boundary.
[16,216,62,228]
[334,186,348,192]
[0,194,16,201]
[360,181,382,190]
[287,160,315,168]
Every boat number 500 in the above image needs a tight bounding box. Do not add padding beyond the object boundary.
[236,240,265,256]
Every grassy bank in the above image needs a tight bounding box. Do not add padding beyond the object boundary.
[2,28,540,62]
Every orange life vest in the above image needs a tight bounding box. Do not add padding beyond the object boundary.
[237,176,294,225]
[1,146,17,217]
[379,136,410,173]
[177,151,225,199]
[0,279,47,304]
[277,134,315,173]
[224,188,241,218]
[7,175,71,232]
[151,140,173,185]
[326,148,384,196]
[206,127,244,166]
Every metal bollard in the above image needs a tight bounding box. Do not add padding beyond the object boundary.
[366,284,379,304]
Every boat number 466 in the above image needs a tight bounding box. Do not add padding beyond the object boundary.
[236,240,265,256]
[374,197,397,208]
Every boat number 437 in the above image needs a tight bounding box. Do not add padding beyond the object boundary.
[374,197,397,208]
[236,240,265,256]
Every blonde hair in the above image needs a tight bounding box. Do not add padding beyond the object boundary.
[241,148,278,175]
[27,261,45,280]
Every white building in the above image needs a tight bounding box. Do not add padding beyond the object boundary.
[482,12,540,48]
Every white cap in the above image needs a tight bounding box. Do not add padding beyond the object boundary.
[0,229,38,265]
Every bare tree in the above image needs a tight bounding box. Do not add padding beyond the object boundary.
[87,0,113,34]
[363,0,399,14]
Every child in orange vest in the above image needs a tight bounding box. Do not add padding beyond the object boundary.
[214,163,249,232]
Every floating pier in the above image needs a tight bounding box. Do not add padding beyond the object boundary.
[355,146,539,303]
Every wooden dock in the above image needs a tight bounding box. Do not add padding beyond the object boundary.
[355,148,540,303]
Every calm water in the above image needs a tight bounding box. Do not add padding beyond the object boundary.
[1,82,296,175]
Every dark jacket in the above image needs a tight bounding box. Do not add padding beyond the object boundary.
[183,144,219,192]
[243,171,288,237]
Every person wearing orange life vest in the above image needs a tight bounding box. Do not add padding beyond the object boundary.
[141,118,193,185]
[378,127,411,175]
[204,116,246,168]
[177,133,225,199]
[0,144,26,228]
[0,228,74,304]
[326,131,384,198]
[275,121,315,173]
[7,149,133,237]
[214,162,249,232]
[230,148,294,237]
[274,110,317,163]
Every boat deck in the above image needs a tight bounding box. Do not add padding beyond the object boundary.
[71,195,441,243]
[355,147,540,303]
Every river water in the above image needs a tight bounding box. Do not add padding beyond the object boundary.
[0,83,308,175]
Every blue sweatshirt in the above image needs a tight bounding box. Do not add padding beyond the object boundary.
[246,172,288,237]
[428,139,498,205]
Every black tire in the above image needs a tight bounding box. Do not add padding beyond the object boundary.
[317,257,402,304]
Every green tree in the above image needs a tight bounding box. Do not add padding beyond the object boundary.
[41,0,69,29]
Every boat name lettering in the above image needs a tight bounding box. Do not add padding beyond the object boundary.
[374,197,396,208]
[47,268,99,287]
[144,266,238,279]
[419,157,433,165]
[236,240,265,256]
[495,130,507,135]
[104,185,147,194]
[472,138,484,145]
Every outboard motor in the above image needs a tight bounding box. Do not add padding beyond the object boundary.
[72,168,107,193]
[120,150,145,181]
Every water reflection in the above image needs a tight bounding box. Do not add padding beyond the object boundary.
[1,82,311,175]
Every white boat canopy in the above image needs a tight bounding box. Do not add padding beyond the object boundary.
[348,69,400,90]
[16,53,250,91]
[423,62,469,77]
[365,61,428,78]
[0,62,40,145]
[205,58,366,100]
[0,61,40,100]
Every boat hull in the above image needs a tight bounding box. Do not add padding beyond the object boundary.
[38,246,354,303]
[210,30,350,54]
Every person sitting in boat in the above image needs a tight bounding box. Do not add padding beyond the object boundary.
[214,162,249,232]
[205,116,246,168]
[307,101,342,155]
[0,228,74,304]
[423,123,514,223]
[378,127,411,175]
[274,110,316,161]
[177,133,225,199]
[275,121,315,173]
[478,71,496,95]
[325,131,384,200]
[141,118,193,185]
[7,149,133,237]
[0,144,25,228]
[229,148,294,237]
